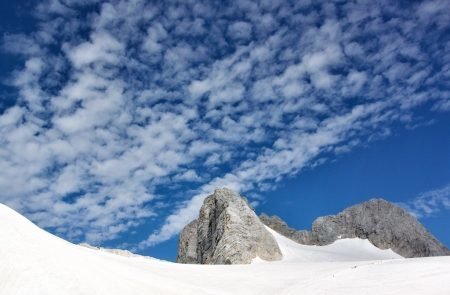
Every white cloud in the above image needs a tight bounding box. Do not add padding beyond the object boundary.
[401,184,450,219]
[142,23,168,54]
[227,21,253,41]
[174,170,202,182]
[66,32,124,68]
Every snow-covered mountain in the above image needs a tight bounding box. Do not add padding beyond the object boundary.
[1,203,450,294]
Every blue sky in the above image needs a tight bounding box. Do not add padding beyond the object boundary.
[0,0,449,261]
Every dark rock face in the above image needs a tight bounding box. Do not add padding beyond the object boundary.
[176,219,198,264]
[176,188,282,264]
[261,198,450,258]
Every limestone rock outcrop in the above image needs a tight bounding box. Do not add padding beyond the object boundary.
[177,188,282,264]
[176,219,198,264]
[310,198,450,257]
[261,198,450,258]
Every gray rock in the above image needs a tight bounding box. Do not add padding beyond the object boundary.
[261,198,450,258]
[176,219,198,264]
[177,188,282,264]
[310,198,450,257]
[259,214,313,245]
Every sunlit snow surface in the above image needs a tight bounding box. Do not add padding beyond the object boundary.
[257,226,402,263]
[1,204,449,295]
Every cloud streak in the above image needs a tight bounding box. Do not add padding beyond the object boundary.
[401,184,450,219]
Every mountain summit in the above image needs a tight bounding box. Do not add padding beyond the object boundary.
[177,188,282,264]
[261,198,450,258]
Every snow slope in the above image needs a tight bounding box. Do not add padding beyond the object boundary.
[1,203,449,295]
[263,226,402,262]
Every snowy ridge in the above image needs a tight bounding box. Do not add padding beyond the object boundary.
[1,203,450,295]
[79,243,158,260]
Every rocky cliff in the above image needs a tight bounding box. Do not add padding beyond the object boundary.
[177,188,282,264]
[176,219,198,264]
[261,198,450,258]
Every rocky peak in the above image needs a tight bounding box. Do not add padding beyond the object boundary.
[261,198,450,258]
[310,198,450,257]
[177,188,282,264]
